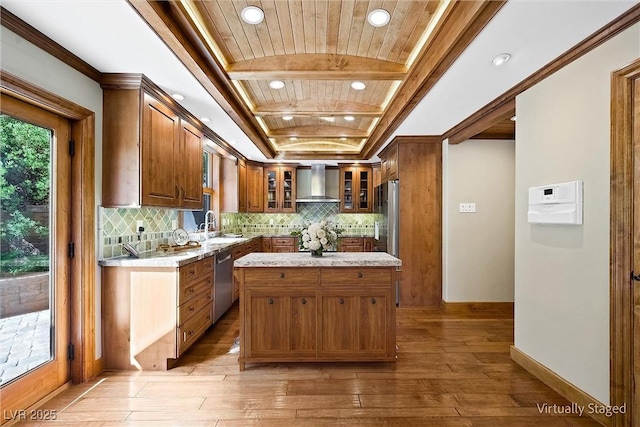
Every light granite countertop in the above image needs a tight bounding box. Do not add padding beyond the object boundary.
[98,236,260,268]
[234,252,401,268]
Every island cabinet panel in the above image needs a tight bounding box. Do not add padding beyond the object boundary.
[237,261,397,370]
[244,291,317,358]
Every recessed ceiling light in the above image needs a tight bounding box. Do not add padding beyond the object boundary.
[290,137,298,141]
[344,116,355,121]
[368,9,390,27]
[492,53,512,66]
[510,116,516,121]
[229,140,238,145]
[340,137,347,141]
[171,93,184,100]
[241,6,264,24]
[351,81,366,90]
[269,80,285,89]
[200,117,210,123]
[320,117,335,122]
[282,115,293,121]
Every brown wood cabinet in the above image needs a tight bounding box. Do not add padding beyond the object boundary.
[237,159,247,212]
[372,164,382,188]
[246,162,264,212]
[237,265,396,370]
[271,237,297,253]
[231,238,262,302]
[339,165,372,213]
[378,136,442,306]
[380,144,398,183]
[102,74,203,208]
[102,256,214,370]
[264,166,296,213]
[338,237,376,252]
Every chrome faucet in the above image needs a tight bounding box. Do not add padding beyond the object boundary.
[204,210,216,240]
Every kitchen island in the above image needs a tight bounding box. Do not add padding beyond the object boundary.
[234,252,402,371]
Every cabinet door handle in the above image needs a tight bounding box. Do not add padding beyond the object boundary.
[180,185,185,199]
[269,298,274,304]
[175,184,180,198]
[358,272,363,278]
[280,273,285,278]
[339,298,344,305]
[301,298,307,305]
[371,298,376,305]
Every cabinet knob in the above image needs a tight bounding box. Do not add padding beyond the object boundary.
[358,272,363,278]
[339,298,344,305]
[269,298,274,304]
[189,307,195,312]
[188,330,194,336]
[301,298,307,305]
[189,287,195,293]
[371,298,376,305]
[280,273,285,278]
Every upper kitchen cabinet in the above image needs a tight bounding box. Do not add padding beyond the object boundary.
[264,166,296,213]
[246,161,264,213]
[339,165,372,213]
[380,145,398,183]
[101,74,203,208]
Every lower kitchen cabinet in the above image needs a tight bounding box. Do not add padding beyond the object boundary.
[236,265,396,370]
[244,290,316,358]
[102,256,214,370]
[338,237,376,252]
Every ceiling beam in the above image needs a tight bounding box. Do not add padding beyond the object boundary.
[269,126,368,138]
[361,0,507,158]
[254,100,382,117]
[128,0,275,159]
[446,98,515,144]
[227,54,407,81]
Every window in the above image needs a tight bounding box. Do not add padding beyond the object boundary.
[183,147,219,232]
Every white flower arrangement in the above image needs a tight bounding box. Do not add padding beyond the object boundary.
[292,220,340,253]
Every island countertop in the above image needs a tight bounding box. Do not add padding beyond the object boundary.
[234,252,401,268]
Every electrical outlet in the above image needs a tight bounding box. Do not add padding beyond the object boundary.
[459,203,476,213]
[269,218,274,226]
[171,220,178,229]
[136,220,144,232]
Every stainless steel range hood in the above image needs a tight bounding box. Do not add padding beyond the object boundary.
[296,164,340,203]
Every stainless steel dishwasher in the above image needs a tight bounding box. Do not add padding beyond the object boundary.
[213,250,233,322]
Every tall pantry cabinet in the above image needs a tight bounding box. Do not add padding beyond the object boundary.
[378,136,442,307]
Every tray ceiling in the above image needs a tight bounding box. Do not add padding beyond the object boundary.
[130,0,506,160]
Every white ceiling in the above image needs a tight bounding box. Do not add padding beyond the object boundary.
[2,0,639,164]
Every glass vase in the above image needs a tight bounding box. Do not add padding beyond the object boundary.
[310,248,323,257]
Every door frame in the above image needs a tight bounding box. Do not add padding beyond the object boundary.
[0,71,97,384]
[610,58,640,427]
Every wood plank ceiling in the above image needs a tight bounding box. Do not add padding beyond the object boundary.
[130,0,506,160]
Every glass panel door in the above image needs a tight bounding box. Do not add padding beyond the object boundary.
[0,94,71,416]
[0,115,53,385]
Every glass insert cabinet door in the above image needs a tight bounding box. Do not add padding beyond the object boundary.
[266,169,277,211]
[359,170,369,210]
[264,166,296,213]
[343,170,354,210]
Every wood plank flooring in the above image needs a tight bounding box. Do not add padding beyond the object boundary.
[12,304,602,426]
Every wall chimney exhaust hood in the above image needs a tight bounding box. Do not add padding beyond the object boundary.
[296,164,340,203]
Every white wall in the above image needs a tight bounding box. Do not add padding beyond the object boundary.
[514,23,640,404]
[1,27,104,358]
[443,139,515,302]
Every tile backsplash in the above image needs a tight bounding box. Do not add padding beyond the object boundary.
[100,203,379,259]
[99,207,178,258]
[221,203,378,236]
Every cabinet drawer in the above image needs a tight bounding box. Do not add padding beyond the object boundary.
[321,268,391,285]
[179,275,212,304]
[272,246,295,253]
[244,268,317,285]
[341,237,363,245]
[180,257,214,284]
[178,305,212,355]
[178,289,212,326]
[272,237,295,246]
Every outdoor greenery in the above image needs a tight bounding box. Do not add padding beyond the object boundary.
[0,115,51,274]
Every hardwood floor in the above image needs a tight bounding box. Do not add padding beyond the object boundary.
[12,304,602,426]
